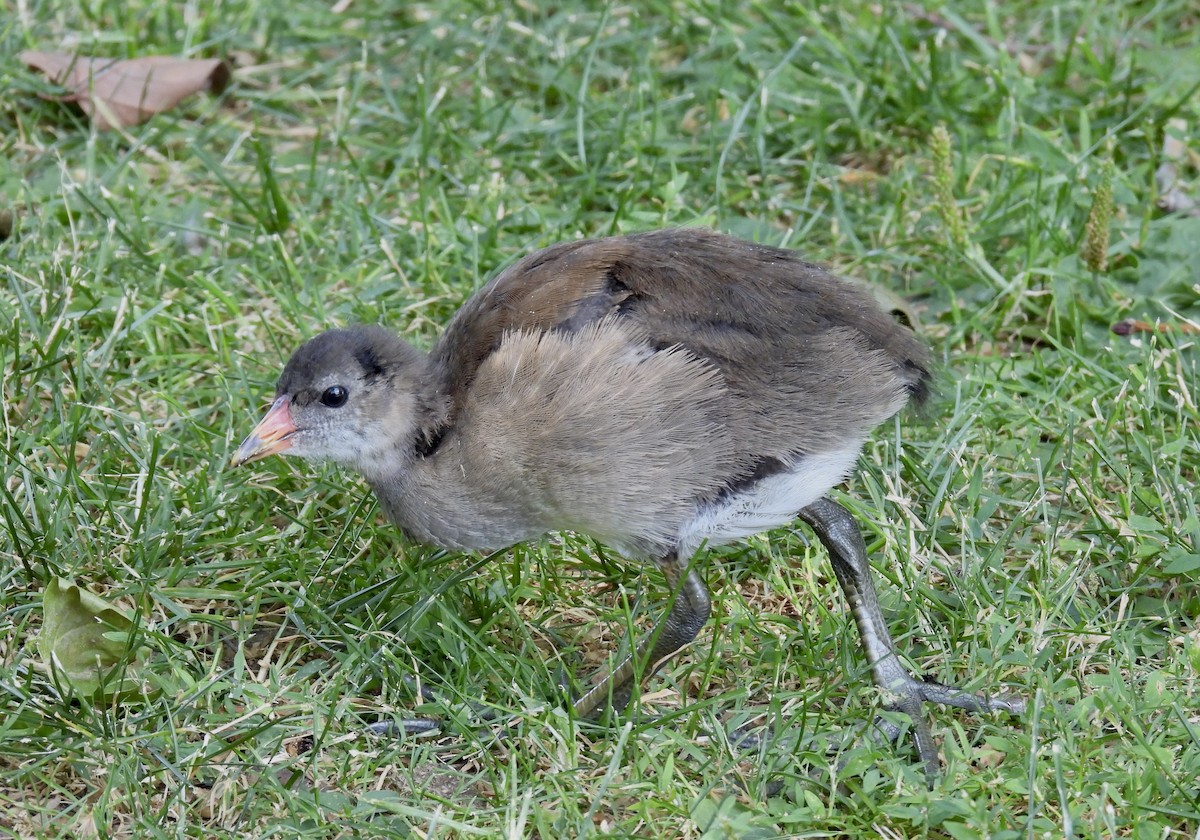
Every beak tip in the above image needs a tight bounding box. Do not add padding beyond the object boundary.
[230,442,255,468]
[233,395,296,469]
[231,435,274,468]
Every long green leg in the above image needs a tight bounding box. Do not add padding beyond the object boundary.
[799,496,1024,777]
[573,551,711,719]
[369,552,710,736]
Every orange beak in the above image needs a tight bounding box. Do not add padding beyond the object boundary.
[232,395,296,466]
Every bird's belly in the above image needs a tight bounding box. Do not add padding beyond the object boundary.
[676,445,863,556]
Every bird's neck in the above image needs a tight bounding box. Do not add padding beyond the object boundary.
[338,345,447,482]
[364,433,543,553]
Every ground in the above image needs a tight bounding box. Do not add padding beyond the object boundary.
[2,1,1199,837]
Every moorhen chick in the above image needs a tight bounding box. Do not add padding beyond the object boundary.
[233,228,1022,776]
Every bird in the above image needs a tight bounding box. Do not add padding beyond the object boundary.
[232,227,1023,777]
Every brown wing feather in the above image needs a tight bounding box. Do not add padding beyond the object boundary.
[429,229,929,459]
[430,238,631,404]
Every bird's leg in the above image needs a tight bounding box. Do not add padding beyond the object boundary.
[368,553,709,736]
[798,496,1024,778]
[573,551,711,719]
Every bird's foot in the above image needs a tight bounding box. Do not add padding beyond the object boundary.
[363,674,500,738]
[879,675,1025,782]
[722,677,1024,789]
[365,717,442,737]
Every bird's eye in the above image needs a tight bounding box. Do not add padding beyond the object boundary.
[320,386,349,408]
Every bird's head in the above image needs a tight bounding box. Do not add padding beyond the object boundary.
[233,326,432,477]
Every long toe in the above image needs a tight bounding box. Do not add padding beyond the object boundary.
[366,674,504,738]
[366,717,442,737]
[884,675,1025,780]
[909,677,1027,716]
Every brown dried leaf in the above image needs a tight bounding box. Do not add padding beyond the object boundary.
[20,51,230,130]
[1111,319,1200,337]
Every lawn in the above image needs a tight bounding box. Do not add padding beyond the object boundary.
[2,1,1199,837]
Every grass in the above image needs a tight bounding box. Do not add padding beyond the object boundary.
[3,0,1199,836]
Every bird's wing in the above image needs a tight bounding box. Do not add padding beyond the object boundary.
[430,228,929,452]
[429,234,636,406]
